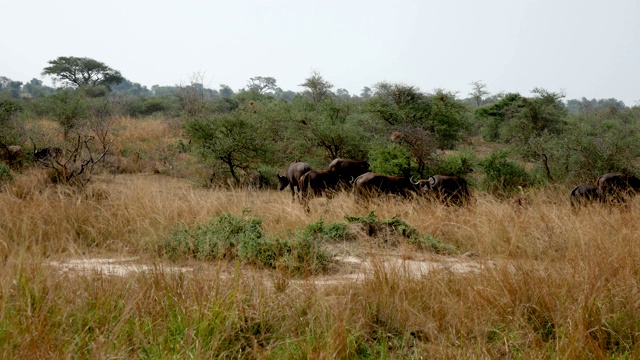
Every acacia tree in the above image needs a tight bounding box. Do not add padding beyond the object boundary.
[185,111,272,186]
[469,80,489,107]
[367,83,469,150]
[42,56,124,92]
[502,89,568,181]
[300,71,333,103]
[246,76,277,94]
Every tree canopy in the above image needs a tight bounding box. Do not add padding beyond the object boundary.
[42,56,125,91]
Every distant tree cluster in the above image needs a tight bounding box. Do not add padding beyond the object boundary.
[2,56,640,193]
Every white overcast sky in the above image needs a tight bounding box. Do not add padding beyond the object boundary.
[2,0,639,105]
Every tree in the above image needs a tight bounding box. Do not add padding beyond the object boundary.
[0,77,22,99]
[0,98,24,146]
[360,86,372,99]
[45,89,89,140]
[22,78,55,97]
[42,56,124,91]
[367,83,469,150]
[367,82,430,126]
[336,88,350,99]
[475,93,524,142]
[246,76,277,94]
[469,80,489,107]
[185,111,272,186]
[219,84,234,98]
[300,71,333,103]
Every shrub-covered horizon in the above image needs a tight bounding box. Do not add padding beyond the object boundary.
[2,56,640,195]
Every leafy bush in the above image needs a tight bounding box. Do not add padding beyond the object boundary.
[367,142,414,176]
[303,219,352,243]
[121,96,177,117]
[429,151,476,178]
[0,164,12,182]
[161,213,263,261]
[480,150,532,196]
[344,211,455,253]
[407,234,458,255]
[161,213,333,276]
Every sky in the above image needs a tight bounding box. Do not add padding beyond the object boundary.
[2,0,639,105]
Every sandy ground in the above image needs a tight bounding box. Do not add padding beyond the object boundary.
[50,252,491,285]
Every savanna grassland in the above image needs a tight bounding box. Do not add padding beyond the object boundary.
[2,117,640,359]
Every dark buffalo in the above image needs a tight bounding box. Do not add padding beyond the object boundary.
[0,145,24,167]
[569,184,601,209]
[328,158,370,186]
[421,175,471,206]
[299,170,340,211]
[276,161,312,202]
[597,173,640,205]
[34,146,63,163]
[353,172,422,200]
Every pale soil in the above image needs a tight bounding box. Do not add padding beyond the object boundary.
[49,251,491,286]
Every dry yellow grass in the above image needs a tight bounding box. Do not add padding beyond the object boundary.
[1,116,640,358]
[1,170,639,357]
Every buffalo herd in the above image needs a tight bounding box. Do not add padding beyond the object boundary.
[277,158,471,211]
[570,173,640,209]
[278,159,640,212]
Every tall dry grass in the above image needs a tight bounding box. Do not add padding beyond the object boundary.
[1,169,640,358]
[1,116,640,357]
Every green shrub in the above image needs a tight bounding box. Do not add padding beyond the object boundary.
[0,164,12,182]
[407,234,458,255]
[161,213,264,261]
[303,219,352,243]
[345,211,456,253]
[367,143,414,176]
[429,151,476,178]
[480,150,532,196]
[161,213,333,276]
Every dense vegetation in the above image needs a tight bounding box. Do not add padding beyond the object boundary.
[2,57,640,358]
[2,56,639,195]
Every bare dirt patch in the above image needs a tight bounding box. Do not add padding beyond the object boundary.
[50,257,193,276]
[50,252,490,287]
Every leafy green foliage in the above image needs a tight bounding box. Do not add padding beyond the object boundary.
[344,211,455,253]
[367,84,470,151]
[480,150,533,196]
[428,89,471,149]
[429,151,476,178]
[42,56,124,91]
[121,95,177,117]
[185,111,273,186]
[303,219,352,243]
[162,213,264,261]
[0,98,24,145]
[407,234,458,255]
[0,164,12,182]
[161,213,333,276]
[475,93,524,142]
[299,71,333,103]
[44,89,89,139]
[368,142,413,176]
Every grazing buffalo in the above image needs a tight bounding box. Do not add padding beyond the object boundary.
[328,158,370,186]
[597,173,640,205]
[277,161,312,202]
[421,175,471,206]
[299,170,340,211]
[352,172,422,200]
[569,184,601,209]
[0,145,24,167]
[34,146,63,163]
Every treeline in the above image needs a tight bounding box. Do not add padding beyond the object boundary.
[1,57,640,195]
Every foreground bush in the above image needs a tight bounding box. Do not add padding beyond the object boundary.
[160,213,333,276]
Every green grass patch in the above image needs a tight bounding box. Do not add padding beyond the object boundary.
[160,213,333,276]
[346,211,458,254]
